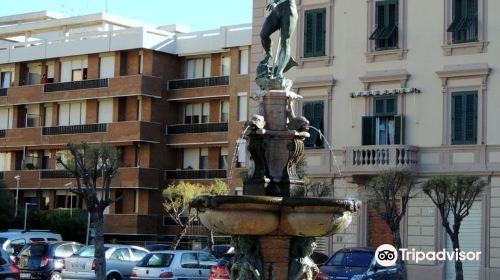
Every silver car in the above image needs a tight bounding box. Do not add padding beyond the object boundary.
[130,250,217,280]
[61,244,149,280]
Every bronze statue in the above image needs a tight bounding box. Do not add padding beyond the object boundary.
[257,0,298,88]
[288,237,319,280]
[230,236,264,280]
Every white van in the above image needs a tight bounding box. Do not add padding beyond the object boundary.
[0,230,62,255]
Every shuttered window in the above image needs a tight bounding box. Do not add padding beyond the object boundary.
[447,0,478,43]
[451,91,477,145]
[302,101,324,148]
[369,0,399,50]
[304,8,326,58]
[374,96,397,116]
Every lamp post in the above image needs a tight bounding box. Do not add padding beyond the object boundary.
[14,175,20,218]
[65,182,73,217]
[24,202,37,230]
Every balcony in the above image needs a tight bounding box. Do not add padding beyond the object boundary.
[344,145,419,174]
[42,123,107,136]
[40,170,74,179]
[44,78,108,93]
[165,169,227,180]
[0,88,7,97]
[167,76,229,90]
[167,123,228,134]
[0,129,5,138]
[104,214,159,235]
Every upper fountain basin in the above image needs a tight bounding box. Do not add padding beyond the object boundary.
[190,195,358,237]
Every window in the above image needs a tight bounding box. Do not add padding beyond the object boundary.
[304,8,326,57]
[98,99,113,123]
[370,0,399,50]
[44,105,53,127]
[0,107,13,129]
[181,253,199,268]
[1,71,11,88]
[183,103,208,124]
[27,63,42,85]
[238,93,248,121]
[221,101,229,122]
[221,55,231,76]
[447,0,478,43]
[451,91,477,145]
[186,57,211,79]
[198,253,217,269]
[362,97,404,145]
[99,55,115,78]
[0,152,11,171]
[202,102,210,123]
[236,139,246,168]
[110,248,130,261]
[183,148,199,169]
[239,49,249,75]
[219,147,228,169]
[302,101,324,148]
[55,244,77,258]
[61,58,88,82]
[58,102,86,126]
[200,148,209,170]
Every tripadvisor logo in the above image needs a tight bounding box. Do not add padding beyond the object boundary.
[375,244,482,267]
[375,244,398,267]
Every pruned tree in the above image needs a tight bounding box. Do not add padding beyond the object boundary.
[366,169,417,279]
[291,176,332,198]
[423,175,485,280]
[163,180,228,250]
[57,142,120,280]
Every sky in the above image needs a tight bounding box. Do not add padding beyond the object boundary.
[0,0,253,31]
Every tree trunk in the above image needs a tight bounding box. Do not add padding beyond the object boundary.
[94,211,107,280]
[451,235,464,280]
[393,228,407,280]
[207,230,215,255]
[170,223,189,250]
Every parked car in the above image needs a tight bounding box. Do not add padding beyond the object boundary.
[61,244,149,280]
[320,247,402,280]
[0,230,62,257]
[201,244,231,260]
[0,248,20,280]
[207,251,233,280]
[15,241,83,280]
[131,250,217,280]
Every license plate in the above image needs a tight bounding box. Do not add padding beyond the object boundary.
[20,273,31,279]
[70,262,85,270]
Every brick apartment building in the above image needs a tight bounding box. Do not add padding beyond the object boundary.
[0,11,251,244]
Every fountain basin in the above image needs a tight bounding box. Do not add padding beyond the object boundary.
[191,195,357,237]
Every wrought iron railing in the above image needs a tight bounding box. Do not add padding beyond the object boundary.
[0,130,5,138]
[42,123,107,135]
[167,76,229,90]
[165,169,227,180]
[44,78,108,93]
[40,170,74,179]
[167,123,228,134]
[0,88,7,96]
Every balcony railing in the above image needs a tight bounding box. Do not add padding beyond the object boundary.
[0,129,5,138]
[44,78,108,93]
[0,88,7,96]
[43,123,107,136]
[165,169,227,180]
[167,123,228,134]
[345,145,419,173]
[40,170,74,179]
[167,76,229,90]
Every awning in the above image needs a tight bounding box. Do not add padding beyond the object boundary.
[350,87,421,98]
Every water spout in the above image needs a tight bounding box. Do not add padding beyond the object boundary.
[227,125,251,188]
[309,126,342,177]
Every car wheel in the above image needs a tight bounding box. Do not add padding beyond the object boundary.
[107,273,121,280]
[50,272,62,280]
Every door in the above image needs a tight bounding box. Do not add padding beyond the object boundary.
[445,201,481,280]
[174,252,203,279]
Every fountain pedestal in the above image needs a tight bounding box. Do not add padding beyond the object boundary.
[190,87,359,280]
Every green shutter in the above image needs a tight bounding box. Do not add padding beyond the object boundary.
[303,101,324,148]
[362,116,376,146]
[452,91,477,145]
[304,9,326,57]
[370,0,398,49]
[374,97,397,116]
[394,115,404,145]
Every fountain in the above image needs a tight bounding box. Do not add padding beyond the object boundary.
[189,1,359,279]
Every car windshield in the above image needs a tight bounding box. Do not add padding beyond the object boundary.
[326,251,374,267]
[137,253,174,267]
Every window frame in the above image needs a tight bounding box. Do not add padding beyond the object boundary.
[296,1,334,67]
[302,101,325,149]
[366,0,408,62]
[369,0,399,51]
[303,8,327,58]
[451,91,478,145]
[442,0,487,55]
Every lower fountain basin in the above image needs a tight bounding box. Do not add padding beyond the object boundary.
[191,195,357,236]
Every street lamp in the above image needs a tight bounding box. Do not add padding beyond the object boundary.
[24,202,37,230]
[14,175,20,218]
[65,182,73,217]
